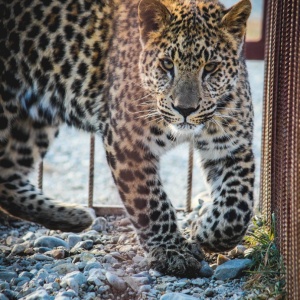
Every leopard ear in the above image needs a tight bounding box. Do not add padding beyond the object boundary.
[138,0,171,46]
[221,0,251,39]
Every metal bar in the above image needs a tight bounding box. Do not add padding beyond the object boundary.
[38,161,43,191]
[185,141,194,213]
[88,134,95,208]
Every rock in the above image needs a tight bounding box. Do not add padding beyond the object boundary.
[88,269,106,282]
[0,271,17,282]
[91,217,107,232]
[61,271,87,286]
[22,289,51,300]
[31,254,54,261]
[199,261,214,277]
[103,254,118,264]
[67,234,82,249]
[10,242,29,256]
[79,252,95,262]
[118,245,132,252]
[6,236,23,246]
[217,254,230,265]
[191,278,206,287]
[52,263,79,275]
[119,218,131,226]
[22,232,35,240]
[34,236,69,249]
[214,259,252,280]
[105,272,127,292]
[204,287,215,297]
[60,271,86,294]
[229,245,247,258]
[71,240,93,251]
[160,292,199,300]
[44,249,66,259]
[84,261,102,272]
[0,293,9,300]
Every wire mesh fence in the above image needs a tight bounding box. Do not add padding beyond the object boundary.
[260,0,300,298]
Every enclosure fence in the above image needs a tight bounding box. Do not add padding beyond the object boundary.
[260,0,300,298]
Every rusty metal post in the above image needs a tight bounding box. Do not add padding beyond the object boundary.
[38,161,43,190]
[88,134,95,208]
[260,0,300,298]
[185,141,194,213]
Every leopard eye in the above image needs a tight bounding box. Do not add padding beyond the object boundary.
[204,62,219,73]
[160,58,174,72]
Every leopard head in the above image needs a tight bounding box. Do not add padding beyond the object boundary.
[138,0,251,133]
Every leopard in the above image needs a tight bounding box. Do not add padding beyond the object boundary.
[0,0,254,277]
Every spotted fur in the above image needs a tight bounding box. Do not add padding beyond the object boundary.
[0,0,254,277]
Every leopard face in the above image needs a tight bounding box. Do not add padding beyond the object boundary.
[139,0,248,133]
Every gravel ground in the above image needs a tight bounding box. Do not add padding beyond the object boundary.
[0,210,256,300]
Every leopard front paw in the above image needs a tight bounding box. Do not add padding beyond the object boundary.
[147,241,204,278]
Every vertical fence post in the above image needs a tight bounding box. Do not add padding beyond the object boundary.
[260,0,300,298]
[185,141,193,213]
[38,161,43,191]
[88,134,95,208]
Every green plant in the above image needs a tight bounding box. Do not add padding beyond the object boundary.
[243,214,286,299]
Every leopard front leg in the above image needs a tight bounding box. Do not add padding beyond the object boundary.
[191,139,255,252]
[0,116,94,232]
[104,129,203,277]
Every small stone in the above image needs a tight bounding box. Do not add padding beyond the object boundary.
[103,254,118,264]
[91,217,107,232]
[32,254,54,261]
[149,269,162,277]
[0,293,9,300]
[138,285,151,293]
[0,282,10,290]
[34,247,52,253]
[52,263,79,275]
[204,288,215,297]
[160,292,199,300]
[119,218,131,226]
[217,254,230,265]
[0,271,17,282]
[6,236,23,246]
[105,272,127,292]
[10,242,30,256]
[132,255,144,263]
[24,289,51,300]
[22,232,35,240]
[79,252,95,262]
[119,245,132,252]
[84,261,102,272]
[61,271,87,286]
[229,245,247,257]
[71,240,93,251]
[83,292,96,300]
[199,261,214,277]
[34,236,69,249]
[67,234,82,249]
[214,259,252,280]
[88,269,106,281]
[191,278,206,287]
[45,249,66,259]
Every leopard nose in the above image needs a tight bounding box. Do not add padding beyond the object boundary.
[172,104,200,117]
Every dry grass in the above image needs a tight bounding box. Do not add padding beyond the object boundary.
[243,214,286,299]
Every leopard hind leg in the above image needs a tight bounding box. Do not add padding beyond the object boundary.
[0,115,94,232]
